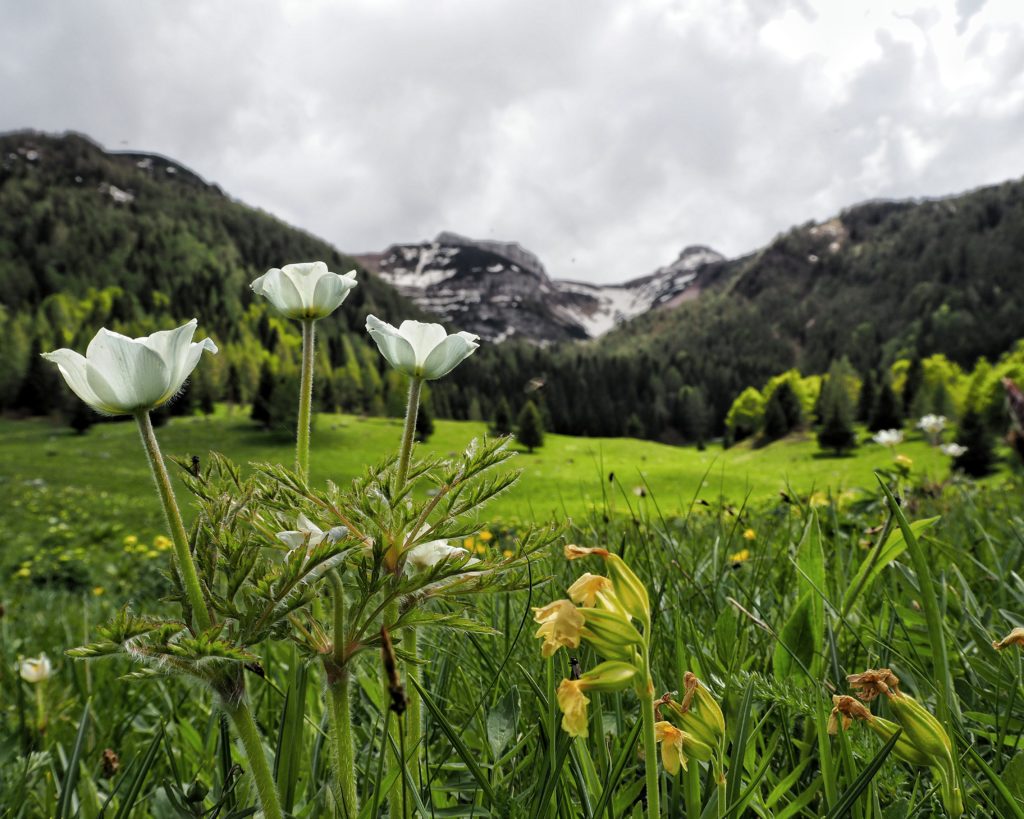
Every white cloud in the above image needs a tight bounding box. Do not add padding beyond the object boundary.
[1,0,1022,283]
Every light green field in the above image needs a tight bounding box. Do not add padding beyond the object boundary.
[0,409,965,531]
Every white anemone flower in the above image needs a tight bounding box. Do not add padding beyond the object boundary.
[405,538,480,572]
[42,320,217,415]
[940,442,968,458]
[872,429,904,447]
[918,414,947,435]
[276,513,348,554]
[251,262,357,320]
[19,654,52,683]
[365,315,479,380]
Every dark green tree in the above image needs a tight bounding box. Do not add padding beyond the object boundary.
[624,413,644,438]
[517,399,545,453]
[952,408,995,477]
[869,378,902,432]
[902,357,923,414]
[415,401,435,443]
[857,370,876,423]
[251,361,275,428]
[676,385,710,446]
[762,389,789,441]
[817,361,857,455]
[491,397,513,437]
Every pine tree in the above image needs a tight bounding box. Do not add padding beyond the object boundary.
[902,357,923,414]
[491,397,513,437]
[251,361,275,428]
[517,399,545,452]
[857,370,876,422]
[676,386,709,446]
[953,408,995,477]
[869,378,902,431]
[762,389,789,441]
[415,401,435,442]
[817,361,857,455]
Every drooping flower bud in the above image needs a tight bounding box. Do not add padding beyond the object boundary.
[533,600,584,657]
[579,607,644,663]
[555,661,637,738]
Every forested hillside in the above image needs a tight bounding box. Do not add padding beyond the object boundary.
[2,129,1022,444]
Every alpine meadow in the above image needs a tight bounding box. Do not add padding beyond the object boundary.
[4,5,1024,817]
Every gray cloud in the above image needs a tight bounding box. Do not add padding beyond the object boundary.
[2,0,1022,283]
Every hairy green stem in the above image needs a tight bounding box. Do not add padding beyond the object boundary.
[639,671,660,819]
[297,318,316,479]
[135,410,211,632]
[327,573,358,814]
[225,699,284,819]
[396,377,422,488]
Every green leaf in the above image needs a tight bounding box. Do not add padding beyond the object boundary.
[843,515,939,614]
[823,728,901,819]
[773,592,816,680]
[486,686,520,759]
[57,699,89,819]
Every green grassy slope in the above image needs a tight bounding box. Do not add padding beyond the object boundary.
[0,411,971,532]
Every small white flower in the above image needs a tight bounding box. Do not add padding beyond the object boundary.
[917,414,947,435]
[276,513,347,554]
[19,654,52,683]
[251,262,357,320]
[365,315,479,380]
[940,442,968,458]
[872,429,904,447]
[42,320,217,415]
[405,539,475,571]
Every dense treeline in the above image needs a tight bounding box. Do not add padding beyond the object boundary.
[3,130,1024,446]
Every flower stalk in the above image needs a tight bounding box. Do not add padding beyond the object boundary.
[223,696,285,819]
[134,409,211,632]
[297,318,316,479]
[327,572,358,814]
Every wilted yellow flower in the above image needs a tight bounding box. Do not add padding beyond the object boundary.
[533,600,584,657]
[557,679,590,737]
[846,668,900,701]
[653,721,713,774]
[742,528,756,541]
[567,573,615,608]
[828,695,873,734]
[564,544,609,560]
[728,549,751,565]
[993,627,1024,650]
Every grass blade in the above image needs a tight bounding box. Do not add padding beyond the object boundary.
[590,716,643,819]
[823,728,901,819]
[57,699,90,819]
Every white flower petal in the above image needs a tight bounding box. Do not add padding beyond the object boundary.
[253,268,306,317]
[85,329,170,410]
[40,349,113,414]
[420,331,480,380]
[366,315,418,375]
[282,262,327,308]
[397,320,448,367]
[277,530,308,550]
[406,540,469,570]
[310,270,357,318]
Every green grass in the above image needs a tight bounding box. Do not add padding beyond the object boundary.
[0,410,972,530]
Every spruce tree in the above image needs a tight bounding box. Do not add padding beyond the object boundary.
[902,357,923,414]
[676,386,709,446]
[953,408,995,477]
[817,362,857,455]
[762,388,789,441]
[491,397,513,437]
[517,399,545,452]
[251,361,275,428]
[415,401,435,442]
[869,379,902,432]
[857,371,876,422]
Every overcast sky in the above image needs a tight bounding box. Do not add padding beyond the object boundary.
[2,0,1023,283]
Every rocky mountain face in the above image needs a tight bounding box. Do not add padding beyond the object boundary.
[355,232,724,342]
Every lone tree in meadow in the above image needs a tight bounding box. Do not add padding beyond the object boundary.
[817,362,857,455]
[491,396,513,436]
[517,399,545,453]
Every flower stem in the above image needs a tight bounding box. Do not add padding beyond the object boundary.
[405,626,422,799]
[297,318,316,479]
[134,410,211,632]
[639,665,660,819]
[396,377,422,488]
[224,698,285,819]
[327,573,358,814]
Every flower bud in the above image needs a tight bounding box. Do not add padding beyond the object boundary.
[580,607,644,662]
[886,691,952,764]
[675,672,725,746]
[19,654,52,683]
[555,662,638,738]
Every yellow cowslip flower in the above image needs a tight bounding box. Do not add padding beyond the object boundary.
[557,661,638,738]
[123,535,138,547]
[564,546,650,623]
[728,548,751,565]
[557,679,591,737]
[533,600,584,657]
[567,573,616,608]
[654,721,713,774]
[742,528,756,541]
[993,627,1024,650]
[565,544,608,560]
[478,531,493,542]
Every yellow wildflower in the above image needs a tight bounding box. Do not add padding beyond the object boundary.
[463,537,475,550]
[556,679,590,737]
[654,722,688,774]
[154,535,172,550]
[92,586,105,596]
[894,454,913,469]
[532,600,584,657]
[809,491,830,508]
[478,531,493,542]
[146,550,159,559]
[993,627,1024,650]
[502,549,514,559]
[15,567,31,578]
[123,535,138,547]
[566,573,615,608]
[475,544,487,555]
[742,528,756,541]
[728,548,751,565]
